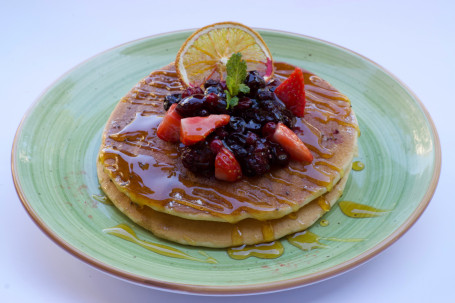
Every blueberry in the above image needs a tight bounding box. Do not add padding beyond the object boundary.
[163,93,182,111]
[176,94,205,117]
[205,85,222,95]
[245,120,261,133]
[229,144,248,158]
[198,109,210,117]
[207,97,228,114]
[228,117,246,133]
[226,133,247,146]
[256,88,275,101]
[204,79,220,89]
[244,71,265,93]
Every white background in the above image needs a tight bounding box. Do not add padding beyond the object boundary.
[1,1,454,302]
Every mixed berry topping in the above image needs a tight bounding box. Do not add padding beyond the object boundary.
[157,67,313,182]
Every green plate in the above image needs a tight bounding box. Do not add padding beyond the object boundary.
[12,29,441,295]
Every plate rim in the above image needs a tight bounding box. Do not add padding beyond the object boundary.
[11,28,442,295]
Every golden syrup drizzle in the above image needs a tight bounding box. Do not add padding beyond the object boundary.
[102,147,300,219]
[316,196,331,212]
[287,231,328,251]
[319,219,329,227]
[339,201,391,218]
[261,221,275,242]
[92,194,112,205]
[285,164,332,187]
[182,235,197,246]
[315,160,343,174]
[103,224,217,264]
[231,226,244,246]
[293,119,334,158]
[287,230,363,251]
[101,62,357,220]
[227,241,284,260]
[352,161,365,171]
[287,212,298,220]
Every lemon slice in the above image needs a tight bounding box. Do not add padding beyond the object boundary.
[176,21,274,87]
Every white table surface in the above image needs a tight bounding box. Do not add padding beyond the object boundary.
[2,1,454,302]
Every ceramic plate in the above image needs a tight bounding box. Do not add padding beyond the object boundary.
[12,29,440,295]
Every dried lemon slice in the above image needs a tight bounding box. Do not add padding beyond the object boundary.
[176,21,274,87]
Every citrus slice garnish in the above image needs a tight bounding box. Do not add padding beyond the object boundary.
[176,21,274,87]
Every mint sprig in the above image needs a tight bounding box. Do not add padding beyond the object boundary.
[225,53,250,109]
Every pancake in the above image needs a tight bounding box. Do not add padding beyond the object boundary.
[98,158,351,248]
[98,62,358,223]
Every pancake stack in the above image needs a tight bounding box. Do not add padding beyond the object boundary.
[97,62,358,248]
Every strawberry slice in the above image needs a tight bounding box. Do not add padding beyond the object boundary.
[215,147,242,182]
[274,67,306,117]
[272,122,313,162]
[180,114,230,145]
[157,103,182,142]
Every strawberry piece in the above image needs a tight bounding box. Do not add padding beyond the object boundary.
[180,114,230,145]
[215,147,242,182]
[272,122,313,162]
[274,67,306,117]
[157,103,182,142]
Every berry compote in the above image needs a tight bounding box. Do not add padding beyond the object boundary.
[163,71,298,178]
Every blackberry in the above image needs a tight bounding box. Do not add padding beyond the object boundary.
[181,142,215,176]
[242,152,271,176]
[215,127,229,139]
[163,93,182,111]
[269,142,290,166]
[240,139,272,176]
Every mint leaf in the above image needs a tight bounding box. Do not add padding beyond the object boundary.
[239,84,250,94]
[224,53,248,109]
[225,90,239,110]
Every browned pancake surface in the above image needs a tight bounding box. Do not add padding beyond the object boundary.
[99,62,358,223]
